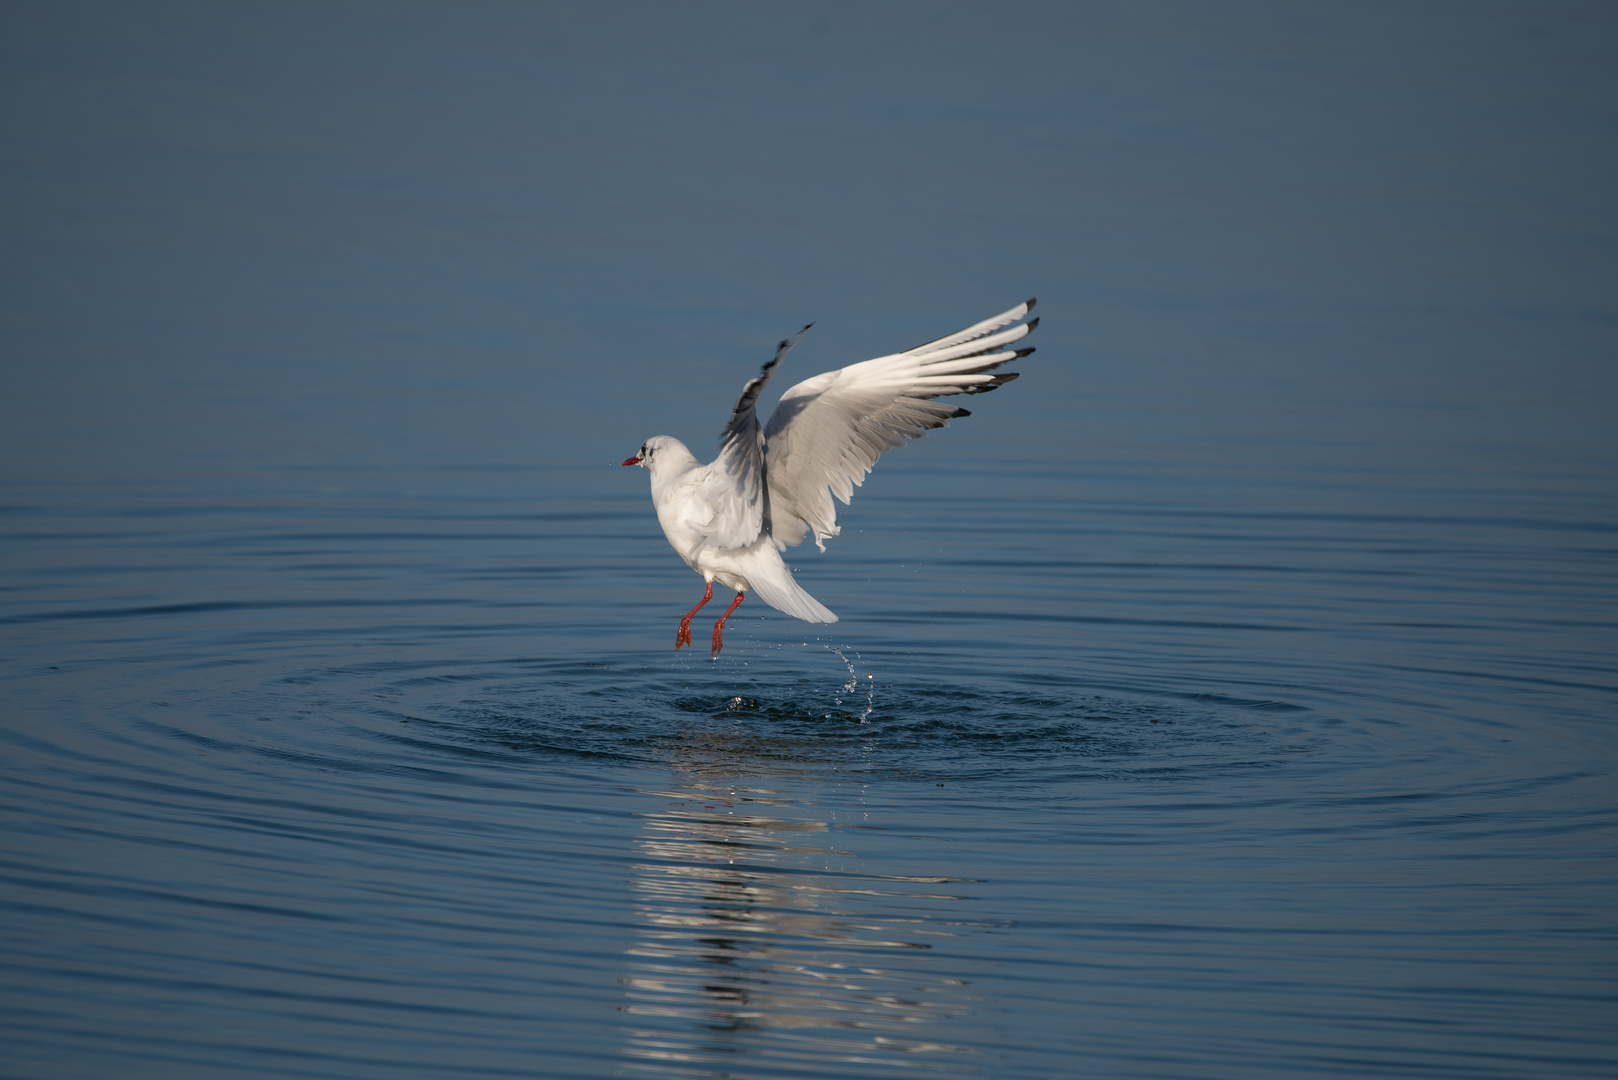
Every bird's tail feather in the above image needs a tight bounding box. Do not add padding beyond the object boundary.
[747,565,838,624]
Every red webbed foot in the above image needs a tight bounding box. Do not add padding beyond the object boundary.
[710,592,745,658]
[676,581,714,652]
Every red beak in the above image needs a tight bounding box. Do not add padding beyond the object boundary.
[621,456,640,467]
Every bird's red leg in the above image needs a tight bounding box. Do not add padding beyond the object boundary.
[677,581,714,650]
[711,592,745,657]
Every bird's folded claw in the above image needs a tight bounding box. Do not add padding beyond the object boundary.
[676,583,714,651]
[709,592,743,659]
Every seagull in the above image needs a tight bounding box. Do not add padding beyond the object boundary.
[623,298,1038,656]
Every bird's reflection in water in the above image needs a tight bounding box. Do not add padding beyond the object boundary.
[619,738,979,1078]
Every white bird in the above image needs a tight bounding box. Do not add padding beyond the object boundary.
[623,298,1039,656]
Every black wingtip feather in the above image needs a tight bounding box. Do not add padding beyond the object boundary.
[962,372,1020,395]
[951,406,972,418]
[1015,347,1036,358]
[778,322,813,348]
[1025,316,1040,333]
[1025,297,1037,312]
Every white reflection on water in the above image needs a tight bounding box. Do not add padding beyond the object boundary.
[619,740,980,1077]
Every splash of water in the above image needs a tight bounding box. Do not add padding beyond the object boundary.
[826,645,876,723]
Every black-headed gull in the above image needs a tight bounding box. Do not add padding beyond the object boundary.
[623,299,1038,656]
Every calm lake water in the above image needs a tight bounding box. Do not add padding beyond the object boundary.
[2,3,1616,1078]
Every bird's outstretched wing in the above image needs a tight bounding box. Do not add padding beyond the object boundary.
[705,324,813,549]
[762,299,1038,551]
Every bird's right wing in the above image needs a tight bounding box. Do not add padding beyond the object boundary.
[705,323,813,550]
[762,299,1038,551]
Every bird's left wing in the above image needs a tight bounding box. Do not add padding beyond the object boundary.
[705,324,814,549]
[763,300,1037,551]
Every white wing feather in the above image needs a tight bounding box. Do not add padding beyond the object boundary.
[704,324,812,550]
[762,299,1038,551]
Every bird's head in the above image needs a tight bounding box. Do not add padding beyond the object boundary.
[621,435,681,469]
